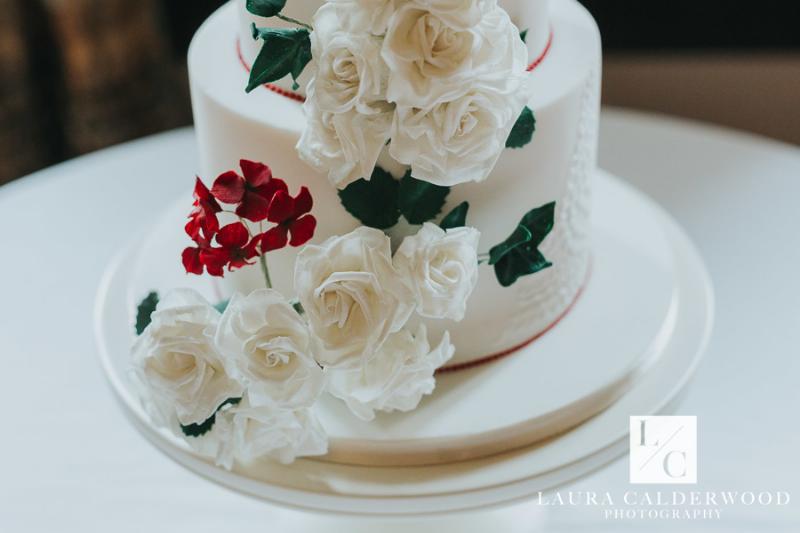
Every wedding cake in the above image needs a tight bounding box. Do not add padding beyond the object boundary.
[128,0,602,468]
[189,0,601,367]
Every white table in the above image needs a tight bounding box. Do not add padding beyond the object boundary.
[1,109,798,531]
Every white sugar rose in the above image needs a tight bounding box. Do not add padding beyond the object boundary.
[215,290,324,409]
[214,396,328,468]
[389,84,528,185]
[382,2,524,106]
[395,222,480,321]
[411,0,496,30]
[382,4,475,105]
[297,93,392,189]
[327,325,454,421]
[294,226,415,368]
[311,3,388,114]
[131,289,243,426]
[330,0,398,35]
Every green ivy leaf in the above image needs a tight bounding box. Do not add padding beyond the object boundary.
[488,224,532,265]
[246,0,286,17]
[135,291,159,335]
[494,246,552,287]
[180,397,242,438]
[398,171,450,225]
[247,26,311,93]
[489,202,556,287]
[519,201,556,247]
[520,29,528,43]
[439,201,469,230]
[338,167,401,229]
[506,106,536,149]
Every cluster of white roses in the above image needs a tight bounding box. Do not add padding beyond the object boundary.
[297,0,530,188]
[131,289,327,468]
[131,222,479,467]
[296,223,479,420]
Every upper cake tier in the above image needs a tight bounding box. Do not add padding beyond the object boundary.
[188,0,601,366]
[237,0,553,97]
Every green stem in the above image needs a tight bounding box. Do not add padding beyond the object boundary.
[276,13,313,31]
[259,254,273,289]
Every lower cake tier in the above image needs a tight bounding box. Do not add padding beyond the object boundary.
[187,0,601,365]
[115,170,701,468]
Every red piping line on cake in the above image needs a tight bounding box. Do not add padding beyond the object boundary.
[235,28,553,103]
[436,259,591,374]
[527,29,553,72]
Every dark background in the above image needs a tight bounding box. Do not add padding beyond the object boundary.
[1,0,798,184]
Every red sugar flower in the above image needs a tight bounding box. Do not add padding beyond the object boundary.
[181,159,317,280]
[181,244,225,277]
[260,186,317,251]
[211,222,261,271]
[182,222,260,277]
[185,178,221,242]
[211,159,288,222]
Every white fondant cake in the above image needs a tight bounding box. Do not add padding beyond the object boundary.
[188,0,601,366]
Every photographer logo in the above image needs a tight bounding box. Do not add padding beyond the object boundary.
[630,416,697,484]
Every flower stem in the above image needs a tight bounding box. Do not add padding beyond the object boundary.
[276,13,313,31]
[259,254,273,289]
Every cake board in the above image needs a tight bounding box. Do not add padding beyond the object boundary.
[95,169,713,517]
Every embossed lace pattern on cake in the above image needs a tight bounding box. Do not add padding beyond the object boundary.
[501,69,599,345]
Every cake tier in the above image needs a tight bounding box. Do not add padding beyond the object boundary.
[237,0,553,97]
[188,0,601,365]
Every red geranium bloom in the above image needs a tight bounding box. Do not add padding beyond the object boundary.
[260,186,317,251]
[211,222,261,271]
[185,178,221,242]
[181,244,227,277]
[211,160,288,222]
[182,222,259,277]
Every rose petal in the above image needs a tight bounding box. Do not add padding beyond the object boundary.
[240,159,272,187]
[289,215,316,247]
[216,222,250,248]
[294,186,313,216]
[261,225,289,252]
[267,190,295,224]
[211,171,245,204]
[182,247,204,275]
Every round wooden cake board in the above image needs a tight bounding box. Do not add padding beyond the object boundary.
[95,170,713,517]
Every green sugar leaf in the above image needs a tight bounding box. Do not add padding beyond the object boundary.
[519,201,556,247]
[506,106,536,149]
[439,201,470,230]
[247,26,311,93]
[494,246,552,287]
[489,202,556,287]
[135,291,159,335]
[338,167,401,229]
[398,171,450,225]
[488,224,532,265]
[246,0,287,17]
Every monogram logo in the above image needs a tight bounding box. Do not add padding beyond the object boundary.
[629,416,697,484]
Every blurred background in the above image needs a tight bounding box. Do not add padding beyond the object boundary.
[0,0,798,185]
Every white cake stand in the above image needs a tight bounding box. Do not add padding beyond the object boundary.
[94,170,712,521]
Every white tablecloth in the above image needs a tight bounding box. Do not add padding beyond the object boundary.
[1,109,798,531]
